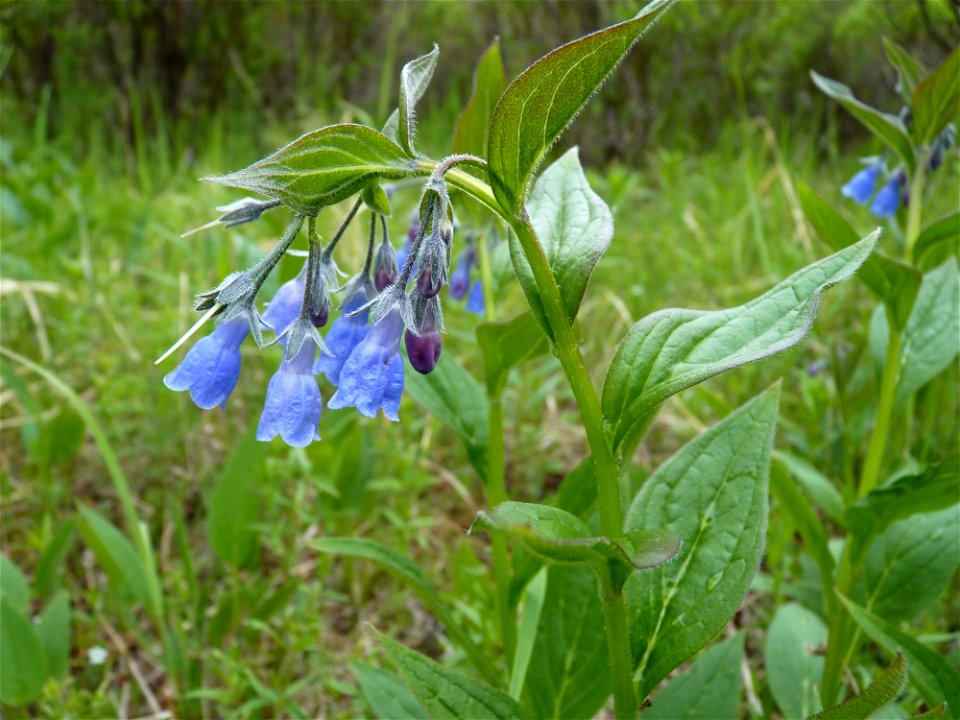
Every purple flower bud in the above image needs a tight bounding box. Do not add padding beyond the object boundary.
[373,240,399,292]
[310,300,330,328]
[405,329,442,374]
[417,265,442,298]
[404,304,441,374]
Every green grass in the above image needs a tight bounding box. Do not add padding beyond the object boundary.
[2,96,957,718]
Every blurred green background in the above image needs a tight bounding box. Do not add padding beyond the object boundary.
[1,1,957,718]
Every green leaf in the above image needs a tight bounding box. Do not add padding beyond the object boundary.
[404,352,489,477]
[206,429,266,570]
[645,634,744,720]
[912,45,960,145]
[846,458,960,548]
[398,46,439,156]
[509,147,614,332]
[205,124,414,215]
[77,505,159,619]
[626,386,780,697]
[523,565,610,720]
[0,597,47,706]
[476,312,547,395]
[841,596,960,717]
[509,567,546,700]
[865,506,960,623]
[487,0,675,213]
[770,461,836,613]
[766,603,828,720]
[470,501,681,572]
[914,212,959,266]
[883,39,927,103]
[603,232,876,454]
[0,554,30,616]
[871,258,960,407]
[351,661,428,720]
[36,591,70,680]
[377,630,526,720]
[773,451,846,525]
[361,181,391,216]
[811,70,916,175]
[798,181,920,330]
[453,39,507,157]
[811,652,908,720]
[34,518,77,599]
[311,537,440,606]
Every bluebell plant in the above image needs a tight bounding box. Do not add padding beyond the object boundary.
[151,7,957,719]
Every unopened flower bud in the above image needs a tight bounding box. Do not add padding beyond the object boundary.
[417,265,442,298]
[405,305,441,374]
[374,241,399,292]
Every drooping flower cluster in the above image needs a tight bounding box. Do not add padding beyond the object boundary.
[840,124,954,218]
[162,176,481,447]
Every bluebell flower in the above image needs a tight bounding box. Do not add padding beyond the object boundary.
[257,342,322,447]
[163,317,248,409]
[315,279,372,384]
[841,163,881,205]
[328,307,404,420]
[870,173,904,218]
[466,279,484,316]
[262,275,306,336]
[448,254,471,300]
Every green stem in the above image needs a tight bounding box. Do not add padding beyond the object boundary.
[487,397,517,669]
[904,164,926,262]
[859,315,902,498]
[599,564,638,720]
[475,225,514,665]
[508,217,623,538]
[424,160,631,714]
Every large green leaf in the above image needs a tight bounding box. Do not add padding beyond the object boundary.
[798,181,920,330]
[914,211,959,267]
[765,603,828,720]
[523,565,609,719]
[206,429,266,570]
[398,46,440,156]
[453,39,507,157]
[912,45,960,145]
[811,70,916,174]
[870,258,959,407]
[34,518,76,600]
[351,661,428,720]
[77,505,159,619]
[883,39,927,103]
[0,597,47,706]
[0,554,30,616]
[36,591,70,680]
[846,458,960,550]
[842,596,960,718]
[645,634,744,720]
[476,312,547,395]
[603,233,876,453]
[625,386,779,697]
[811,653,907,720]
[206,124,414,215]
[470,501,681,572]
[864,506,960,623]
[487,0,674,213]
[509,147,613,332]
[404,352,489,477]
[377,631,526,720]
